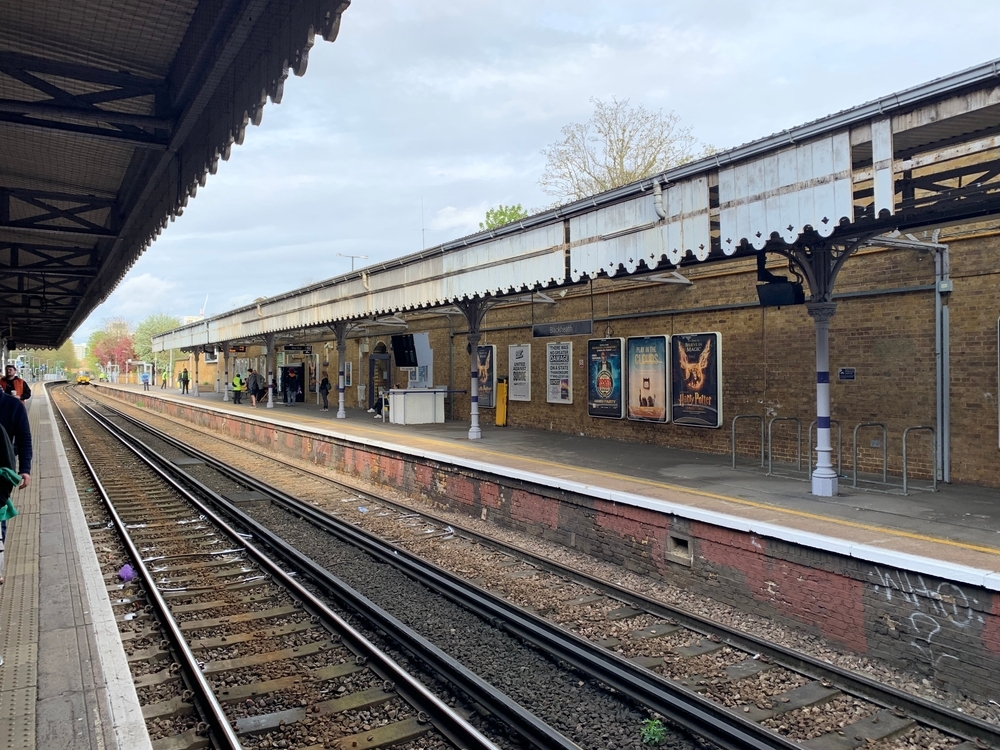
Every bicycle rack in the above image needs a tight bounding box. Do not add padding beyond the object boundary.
[852,423,888,488]
[902,426,938,495]
[808,420,843,477]
[731,415,764,469]
[767,417,802,476]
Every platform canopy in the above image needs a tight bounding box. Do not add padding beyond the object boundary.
[0,0,350,348]
[156,57,1000,352]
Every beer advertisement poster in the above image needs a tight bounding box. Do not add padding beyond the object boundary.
[546,341,573,404]
[626,335,668,423]
[476,345,496,408]
[508,344,531,401]
[671,332,722,427]
[587,338,624,419]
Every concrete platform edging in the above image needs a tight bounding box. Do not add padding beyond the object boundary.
[45,387,152,750]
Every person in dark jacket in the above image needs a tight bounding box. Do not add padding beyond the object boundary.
[0,385,32,592]
[283,369,299,406]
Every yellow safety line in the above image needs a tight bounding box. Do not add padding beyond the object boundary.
[315,418,1000,558]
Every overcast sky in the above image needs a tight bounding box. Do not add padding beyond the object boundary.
[74,0,1000,341]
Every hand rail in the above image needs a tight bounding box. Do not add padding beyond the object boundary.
[808,420,843,477]
[852,423,888,488]
[731,415,764,468]
[903,426,938,495]
[767,417,802,476]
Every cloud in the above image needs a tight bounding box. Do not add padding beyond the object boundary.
[429,203,488,233]
[105,274,177,318]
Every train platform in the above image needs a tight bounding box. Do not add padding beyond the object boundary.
[101,382,1000,590]
[0,384,149,750]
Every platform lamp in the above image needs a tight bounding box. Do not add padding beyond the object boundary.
[755,251,805,308]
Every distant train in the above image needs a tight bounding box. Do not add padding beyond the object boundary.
[77,371,92,385]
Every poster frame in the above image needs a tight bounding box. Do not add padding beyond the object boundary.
[476,344,497,409]
[626,335,669,423]
[546,341,573,404]
[671,331,723,428]
[343,361,352,387]
[587,337,625,419]
[508,344,532,402]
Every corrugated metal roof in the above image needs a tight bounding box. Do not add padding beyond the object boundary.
[0,0,351,347]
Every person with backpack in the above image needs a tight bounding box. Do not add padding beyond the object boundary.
[319,373,332,411]
[179,368,190,394]
[232,373,244,404]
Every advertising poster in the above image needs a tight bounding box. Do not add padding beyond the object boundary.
[508,344,531,401]
[546,341,573,404]
[627,335,668,423]
[671,332,722,427]
[587,338,624,419]
[476,344,496,408]
[344,361,352,387]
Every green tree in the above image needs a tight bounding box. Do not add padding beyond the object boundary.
[540,97,709,202]
[479,203,528,231]
[134,313,182,366]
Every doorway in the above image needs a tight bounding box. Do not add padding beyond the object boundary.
[368,352,392,410]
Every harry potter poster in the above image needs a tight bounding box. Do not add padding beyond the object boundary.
[588,338,624,419]
[627,335,668,422]
[671,332,722,427]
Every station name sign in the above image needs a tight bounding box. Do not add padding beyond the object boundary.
[533,320,593,338]
[283,344,313,354]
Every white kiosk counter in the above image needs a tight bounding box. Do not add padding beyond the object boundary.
[388,388,446,425]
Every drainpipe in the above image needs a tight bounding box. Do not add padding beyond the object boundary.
[933,232,951,483]
[652,180,666,220]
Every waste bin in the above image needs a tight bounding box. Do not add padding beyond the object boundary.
[495,377,508,426]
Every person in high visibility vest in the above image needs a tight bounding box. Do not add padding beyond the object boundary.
[232,373,244,404]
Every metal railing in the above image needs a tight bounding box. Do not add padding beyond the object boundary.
[731,415,764,469]
[852,423,888,488]
[808,420,843,477]
[767,417,802,476]
[903,426,938,495]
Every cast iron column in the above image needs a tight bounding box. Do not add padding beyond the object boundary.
[468,331,482,439]
[808,302,838,496]
[221,343,230,401]
[332,322,350,419]
[192,350,200,397]
[264,333,275,408]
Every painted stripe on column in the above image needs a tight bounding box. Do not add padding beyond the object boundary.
[471,396,478,403]
[817,416,831,429]
[817,371,830,383]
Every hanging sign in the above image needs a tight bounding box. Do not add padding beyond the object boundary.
[476,345,496,408]
[546,341,573,404]
[508,344,531,401]
[671,332,722,428]
[627,335,668,423]
[283,345,313,354]
[229,345,247,353]
[587,338,624,419]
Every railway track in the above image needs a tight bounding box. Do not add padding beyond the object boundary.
[66,385,1000,749]
[54,388,504,750]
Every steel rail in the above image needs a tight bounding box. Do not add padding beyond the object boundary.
[95,399,800,750]
[52,395,243,749]
[64,390,551,750]
[99,395,1000,750]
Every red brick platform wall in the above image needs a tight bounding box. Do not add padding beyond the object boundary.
[99,385,1000,700]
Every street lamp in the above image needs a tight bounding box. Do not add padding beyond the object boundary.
[336,253,368,272]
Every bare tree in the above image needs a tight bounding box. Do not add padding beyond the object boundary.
[540,97,701,203]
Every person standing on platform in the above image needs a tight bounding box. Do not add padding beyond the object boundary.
[141,371,150,391]
[319,373,331,411]
[179,368,190,394]
[232,373,244,404]
[0,384,32,599]
[251,369,265,407]
[2,365,31,403]
[161,370,168,388]
[284,369,299,406]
